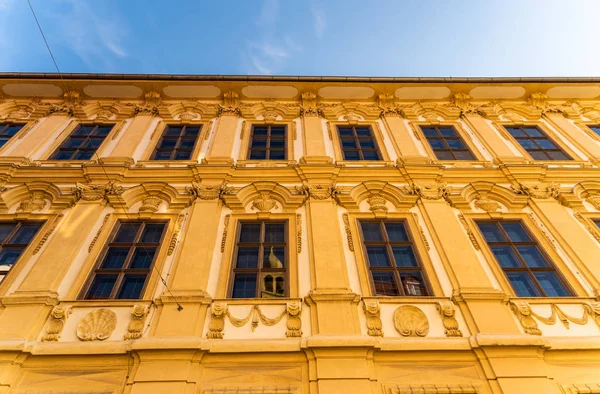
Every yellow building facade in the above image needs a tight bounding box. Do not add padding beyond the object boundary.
[0,74,599,393]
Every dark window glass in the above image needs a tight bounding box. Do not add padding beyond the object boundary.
[0,123,25,149]
[589,125,600,136]
[50,124,113,160]
[83,220,166,300]
[151,124,202,161]
[419,126,475,160]
[0,221,44,283]
[230,220,287,298]
[359,220,430,296]
[504,125,571,161]
[476,220,573,297]
[337,125,382,161]
[247,125,287,160]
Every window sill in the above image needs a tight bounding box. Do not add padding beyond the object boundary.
[236,160,296,168]
[362,295,450,303]
[433,159,493,168]
[506,296,596,304]
[56,299,153,308]
[337,160,395,167]
[135,160,198,168]
[35,160,97,167]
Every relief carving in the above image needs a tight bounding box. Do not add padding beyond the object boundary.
[33,214,64,255]
[139,195,163,213]
[342,213,354,251]
[42,305,71,342]
[217,91,241,117]
[377,93,403,117]
[586,194,600,210]
[75,182,123,202]
[512,182,561,200]
[509,301,600,334]
[458,214,481,251]
[88,214,110,253]
[404,182,450,201]
[299,92,323,117]
[285,301,302,338]
[132,91,161,116]
[207,302,226,339]
[367,195,388,214]
[167,214,185,256]
[411,213,430,251]
[17,192,46,212]
[296,214,302,253]
[76,308,117,341]
[251,193,277,212]
[220,214,230,253]
[473,198,501,212]
[188,181,233,201]
[393,305,429,337]
[436,300,462,337]
[124,305,149,340]
[363,301,383,337]
[296,182,338,200]
[510,301,541,335]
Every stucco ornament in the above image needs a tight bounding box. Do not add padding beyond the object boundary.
[285,301,302,338]
[188,181,233,201]
[299,92,323,117]
[363,301,383,337]
[585,194,600,210]
[261,111,279,124]
[393,305,429,337]
[76,308,117,341]
[8,108,31,119]
[367,195,388,214]
[252,193,277,212]
[75,182,123,202]
[377,93,403,117]
[342,213,354,251]
[132,91,161,116]
[124,305,149,340]
[436,301,462,337]
[207,302,226,339]
[217,91,241,117]
[512,182,561,200]
[473,197,501,212]
[404,182,450,201]
[42,305,72,342]
[510,301,541,336]
[139,195,163,213]
[296,182,339,200]
[17,192,46,212]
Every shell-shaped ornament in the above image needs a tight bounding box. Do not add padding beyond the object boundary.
[76,308,117,341]
[393,305,429,337]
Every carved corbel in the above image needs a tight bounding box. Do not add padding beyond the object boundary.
[124,305,149,340]
[187,181,232,201]
[511,182,561,200]
[285,301,302,338]
[75,182,123,202]
[42,305,71,342]
[132,91,161,116]
[367,195,388,215]
[436,300,462,337]
[510,301,541,335]
[403,182,450,201]
[138,195,164,213]
[217,91,241,117]
[296,182,339,201]
[299,92,323,117]
[207,302,227,339]
[377,93,403,117]
[47,90,82,116]
[363,301,383,337]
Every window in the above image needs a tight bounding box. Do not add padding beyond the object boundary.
[504,125,571,160]
[0,123,25,149]
[359,220,430,296]
[151,124,201,160]
[50,124,113,160]
[230,221,287,298]
[588,125,600,136]
[337,125,382,161]
[476,220,572,297]
[0,221,44,282]
[419,125,475,160]
[248,125,287,160]
[83,220,166,300]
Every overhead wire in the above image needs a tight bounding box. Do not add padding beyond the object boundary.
[26,0,183,311]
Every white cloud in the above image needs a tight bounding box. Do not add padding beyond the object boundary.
[49,1,130,70]
[311,6,326,39]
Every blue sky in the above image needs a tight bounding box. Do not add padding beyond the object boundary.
[1,0,599,77]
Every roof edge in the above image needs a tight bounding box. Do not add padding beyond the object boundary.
[1,72,600,83]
